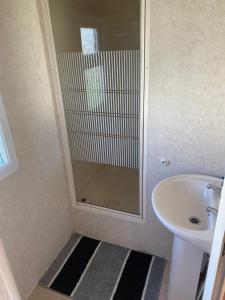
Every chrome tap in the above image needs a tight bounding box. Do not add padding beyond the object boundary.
[207,183,222,192]
[207,180,223,192]
[206,206,218,216]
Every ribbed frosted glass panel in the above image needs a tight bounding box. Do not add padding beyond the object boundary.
[57,50,140,168]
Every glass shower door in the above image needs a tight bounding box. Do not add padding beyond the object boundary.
[49,0,141,215]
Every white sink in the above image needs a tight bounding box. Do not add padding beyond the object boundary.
[152,174,222,300]
[152,174,221,253]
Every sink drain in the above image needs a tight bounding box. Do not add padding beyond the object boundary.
[189,216,200,224]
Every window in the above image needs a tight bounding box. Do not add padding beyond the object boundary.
[0,93,18,180]
[0,126,9,171]
[84,65,105,110]
[80,28,99,54]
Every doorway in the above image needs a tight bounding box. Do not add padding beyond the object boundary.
[39,0,149,220]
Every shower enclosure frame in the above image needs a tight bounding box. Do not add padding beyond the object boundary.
[38,0,150,223]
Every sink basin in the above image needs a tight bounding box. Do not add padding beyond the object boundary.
[152,174,221,253]
[152,174,222,300]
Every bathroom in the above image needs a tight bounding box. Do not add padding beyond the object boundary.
[0,0,225,299]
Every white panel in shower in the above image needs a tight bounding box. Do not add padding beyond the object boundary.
[0,93,18,180]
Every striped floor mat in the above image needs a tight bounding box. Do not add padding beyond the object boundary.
[40,234,166,300]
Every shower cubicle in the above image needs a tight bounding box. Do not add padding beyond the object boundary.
[49,0,142,214]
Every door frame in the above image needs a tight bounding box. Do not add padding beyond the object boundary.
[0,239,21,300]
[37,0,150,223]
[203,185,225,300]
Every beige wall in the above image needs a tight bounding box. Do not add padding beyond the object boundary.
[72,0,225,258]
[0,1,72,299]
[0,279,10,300]
[2,2,223,298]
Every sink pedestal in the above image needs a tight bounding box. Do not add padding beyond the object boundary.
[168,236,203,300]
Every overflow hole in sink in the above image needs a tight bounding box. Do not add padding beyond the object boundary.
[189,216,200,224]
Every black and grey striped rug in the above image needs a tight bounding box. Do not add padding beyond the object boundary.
[40,234,166,300]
